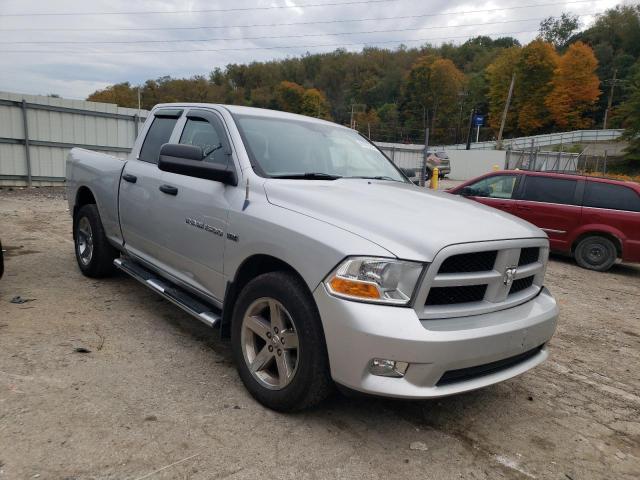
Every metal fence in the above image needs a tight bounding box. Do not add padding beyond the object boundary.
[506,149,618,175]
[0,91,148,186]
[436,129,624,151]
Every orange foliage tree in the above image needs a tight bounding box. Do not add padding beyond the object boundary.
[516,41,559,134]
[545,41,601,129]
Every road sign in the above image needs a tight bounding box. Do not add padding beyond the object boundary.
[473,114,485,127]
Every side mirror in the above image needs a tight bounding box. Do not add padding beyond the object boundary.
[158,143,237,186]
[460,186,475,196]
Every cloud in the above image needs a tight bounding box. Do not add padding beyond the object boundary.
[0,0,619,99]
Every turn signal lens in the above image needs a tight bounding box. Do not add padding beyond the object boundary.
[329,277,381,299]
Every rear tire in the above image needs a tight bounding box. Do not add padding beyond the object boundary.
[231,271,332,411]
[73,204,118,278]
[574,235,617,272]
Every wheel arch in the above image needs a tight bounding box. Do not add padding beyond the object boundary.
[571,230,623,258]
[221,254,316,338]
[73,186,97,218]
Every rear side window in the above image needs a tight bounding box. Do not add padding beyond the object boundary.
[139,116,179,164]
[584,182,640,212]
[520,176,577,205]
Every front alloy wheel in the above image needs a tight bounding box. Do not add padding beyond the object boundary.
[241,298,299,390]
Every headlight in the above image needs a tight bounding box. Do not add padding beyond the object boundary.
[325,257,424,305]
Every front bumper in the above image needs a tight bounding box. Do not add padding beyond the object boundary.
[314,285,558,398]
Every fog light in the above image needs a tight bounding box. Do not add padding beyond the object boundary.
[368,358,409,378]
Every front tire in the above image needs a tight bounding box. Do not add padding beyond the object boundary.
[231,271,332,411]
[574,235,617,272]
[73,204,118,278]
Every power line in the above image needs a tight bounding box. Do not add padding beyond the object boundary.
[0,0,398,17]
[0,29,542,54]
[1,16,603,45]
[0,0,598,23]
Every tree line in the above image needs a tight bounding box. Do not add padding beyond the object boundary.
[87,4,640,159]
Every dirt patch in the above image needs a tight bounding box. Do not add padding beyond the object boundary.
[0,187,639,479]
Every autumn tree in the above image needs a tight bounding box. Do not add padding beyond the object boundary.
[401,55,465,142]
[515,41,559,134]
[545,42,600,129]
[486,47,522,135]
[300,88,332,120]
[274,81,305,113]
[87,82,137,107]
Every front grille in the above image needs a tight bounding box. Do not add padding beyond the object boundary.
[510,276,534,294]
[436,345,544,386]
[518,247,540,266]
[426,285,487,305]
[419,241,547,319]
[439,250,497,273]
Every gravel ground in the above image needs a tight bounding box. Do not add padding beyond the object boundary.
[0,186,639,480]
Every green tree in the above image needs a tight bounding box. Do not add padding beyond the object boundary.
[300,88,332,120]
[538,13,580,48]
[486,47,521,135]
[619,64,640,161]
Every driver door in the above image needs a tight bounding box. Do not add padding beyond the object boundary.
[460,174,520,214]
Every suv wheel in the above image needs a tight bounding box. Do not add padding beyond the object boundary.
[231,271,332,411]
[574,235,617,272]
[73,204,118,278]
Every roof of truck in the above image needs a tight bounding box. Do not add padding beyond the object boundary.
[152,102,345,129]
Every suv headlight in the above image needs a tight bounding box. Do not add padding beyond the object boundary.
[325,257,424,305]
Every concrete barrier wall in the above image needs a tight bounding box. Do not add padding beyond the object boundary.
[447,150,506,180]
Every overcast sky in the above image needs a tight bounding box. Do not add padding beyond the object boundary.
[0,0,623,99]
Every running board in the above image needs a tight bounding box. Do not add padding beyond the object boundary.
[114,258,221,328]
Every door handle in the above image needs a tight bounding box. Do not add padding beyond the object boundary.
[517,205,532,211]
[122,173,137,183]
[159,184,178,196]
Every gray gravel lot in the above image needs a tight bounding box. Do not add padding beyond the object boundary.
[0,186,639,480]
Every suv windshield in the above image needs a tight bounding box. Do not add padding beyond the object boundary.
[234,114,406,182]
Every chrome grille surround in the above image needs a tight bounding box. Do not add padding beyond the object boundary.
[414,238,549,320]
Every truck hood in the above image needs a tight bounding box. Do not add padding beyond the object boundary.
[264,179,545,261]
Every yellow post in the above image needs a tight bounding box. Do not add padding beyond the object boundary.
[430,167,439,190]
[492,164,500,171]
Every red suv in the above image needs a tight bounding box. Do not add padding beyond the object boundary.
[449,171,640,271]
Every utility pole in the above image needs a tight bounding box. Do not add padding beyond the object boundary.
[421,127,430,187]
[465,108,475,150]
[496,72,515,150]
[602,69,618,130]
[350,104,354,129]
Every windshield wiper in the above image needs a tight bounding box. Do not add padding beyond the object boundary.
[271,172,342,180]
[346,175,403,182]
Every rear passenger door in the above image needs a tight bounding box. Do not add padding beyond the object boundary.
[150,108,236,302]
[119,109,182,265]
[514,175,582,252]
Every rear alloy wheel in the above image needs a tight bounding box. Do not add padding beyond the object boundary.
[73,204,118,278]
[231,271,332,411]
[574,235,617,272]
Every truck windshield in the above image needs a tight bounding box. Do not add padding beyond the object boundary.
[234,114,406,182]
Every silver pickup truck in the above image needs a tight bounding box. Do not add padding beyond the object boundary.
[66,103,558,411]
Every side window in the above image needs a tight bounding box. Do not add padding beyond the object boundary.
[466,175,517,199]
[179,117,228,166]
[584,182,640,212]
[520,176,577,205]
[139,116,179,164]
